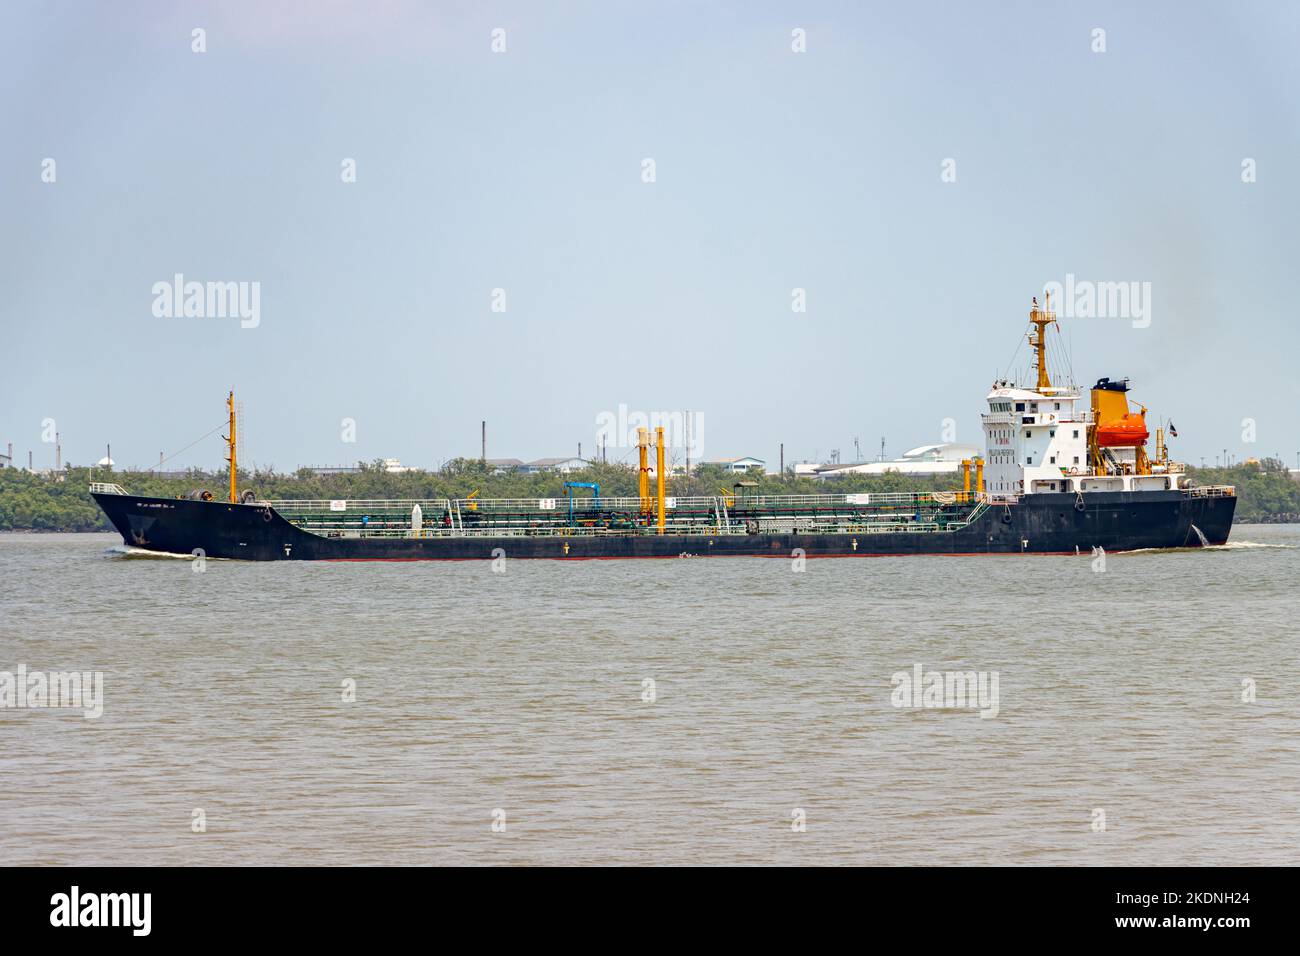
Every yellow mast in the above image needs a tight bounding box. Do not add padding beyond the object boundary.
[1029,292,1056,392]
[226,390,237,503]
[637,427,650,515]
[655,426,666,534]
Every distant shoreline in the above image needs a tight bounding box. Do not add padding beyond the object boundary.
[3,460,1297,531]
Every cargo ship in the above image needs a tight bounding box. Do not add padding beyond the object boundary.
[92,295,1235,560]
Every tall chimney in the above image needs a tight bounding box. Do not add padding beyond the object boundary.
[481,421,486,462]
[780,443,784,475]
[55,432,61,471]
[685,411,692,474]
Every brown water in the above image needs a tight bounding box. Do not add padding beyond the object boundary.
[1,528,1297,865]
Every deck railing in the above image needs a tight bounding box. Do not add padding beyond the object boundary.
[268,490,989,540]
[266,498,452,513]
[1185,485,1235,498]
[291,520,984,540]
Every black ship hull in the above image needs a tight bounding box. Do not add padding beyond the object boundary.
[93,490,1236,561]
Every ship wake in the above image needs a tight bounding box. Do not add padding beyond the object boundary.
[1120,540,1293,556]
[105,545,203,560]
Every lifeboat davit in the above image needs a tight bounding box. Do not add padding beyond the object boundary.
[1096,413,1149,448]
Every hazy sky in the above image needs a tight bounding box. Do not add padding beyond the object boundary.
[3,0,1298,473]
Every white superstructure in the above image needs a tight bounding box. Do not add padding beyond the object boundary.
[978,295,1186,499]
[981,384,1089,495]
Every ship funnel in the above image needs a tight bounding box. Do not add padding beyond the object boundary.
[1091,383,1148,448]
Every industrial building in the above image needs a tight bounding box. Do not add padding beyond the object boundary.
[518,457,590,475]
[702,456,766,474]
[802,443,981,479]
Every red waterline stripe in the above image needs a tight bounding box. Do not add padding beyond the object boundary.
[322,550,1110,562]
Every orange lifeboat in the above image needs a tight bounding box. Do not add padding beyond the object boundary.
[1096,412,1149,448]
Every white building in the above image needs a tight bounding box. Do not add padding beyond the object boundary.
[520,457,590,474]
[813,443,981,479]
[704,456,765,474]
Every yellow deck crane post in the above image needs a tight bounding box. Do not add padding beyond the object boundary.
[656,426,666,534]
[225,390,238,504]
[637,427,651,518]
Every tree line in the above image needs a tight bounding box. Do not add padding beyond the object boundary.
[1,458,1297,531]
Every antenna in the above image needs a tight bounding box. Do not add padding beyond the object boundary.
[237,399,246,474]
